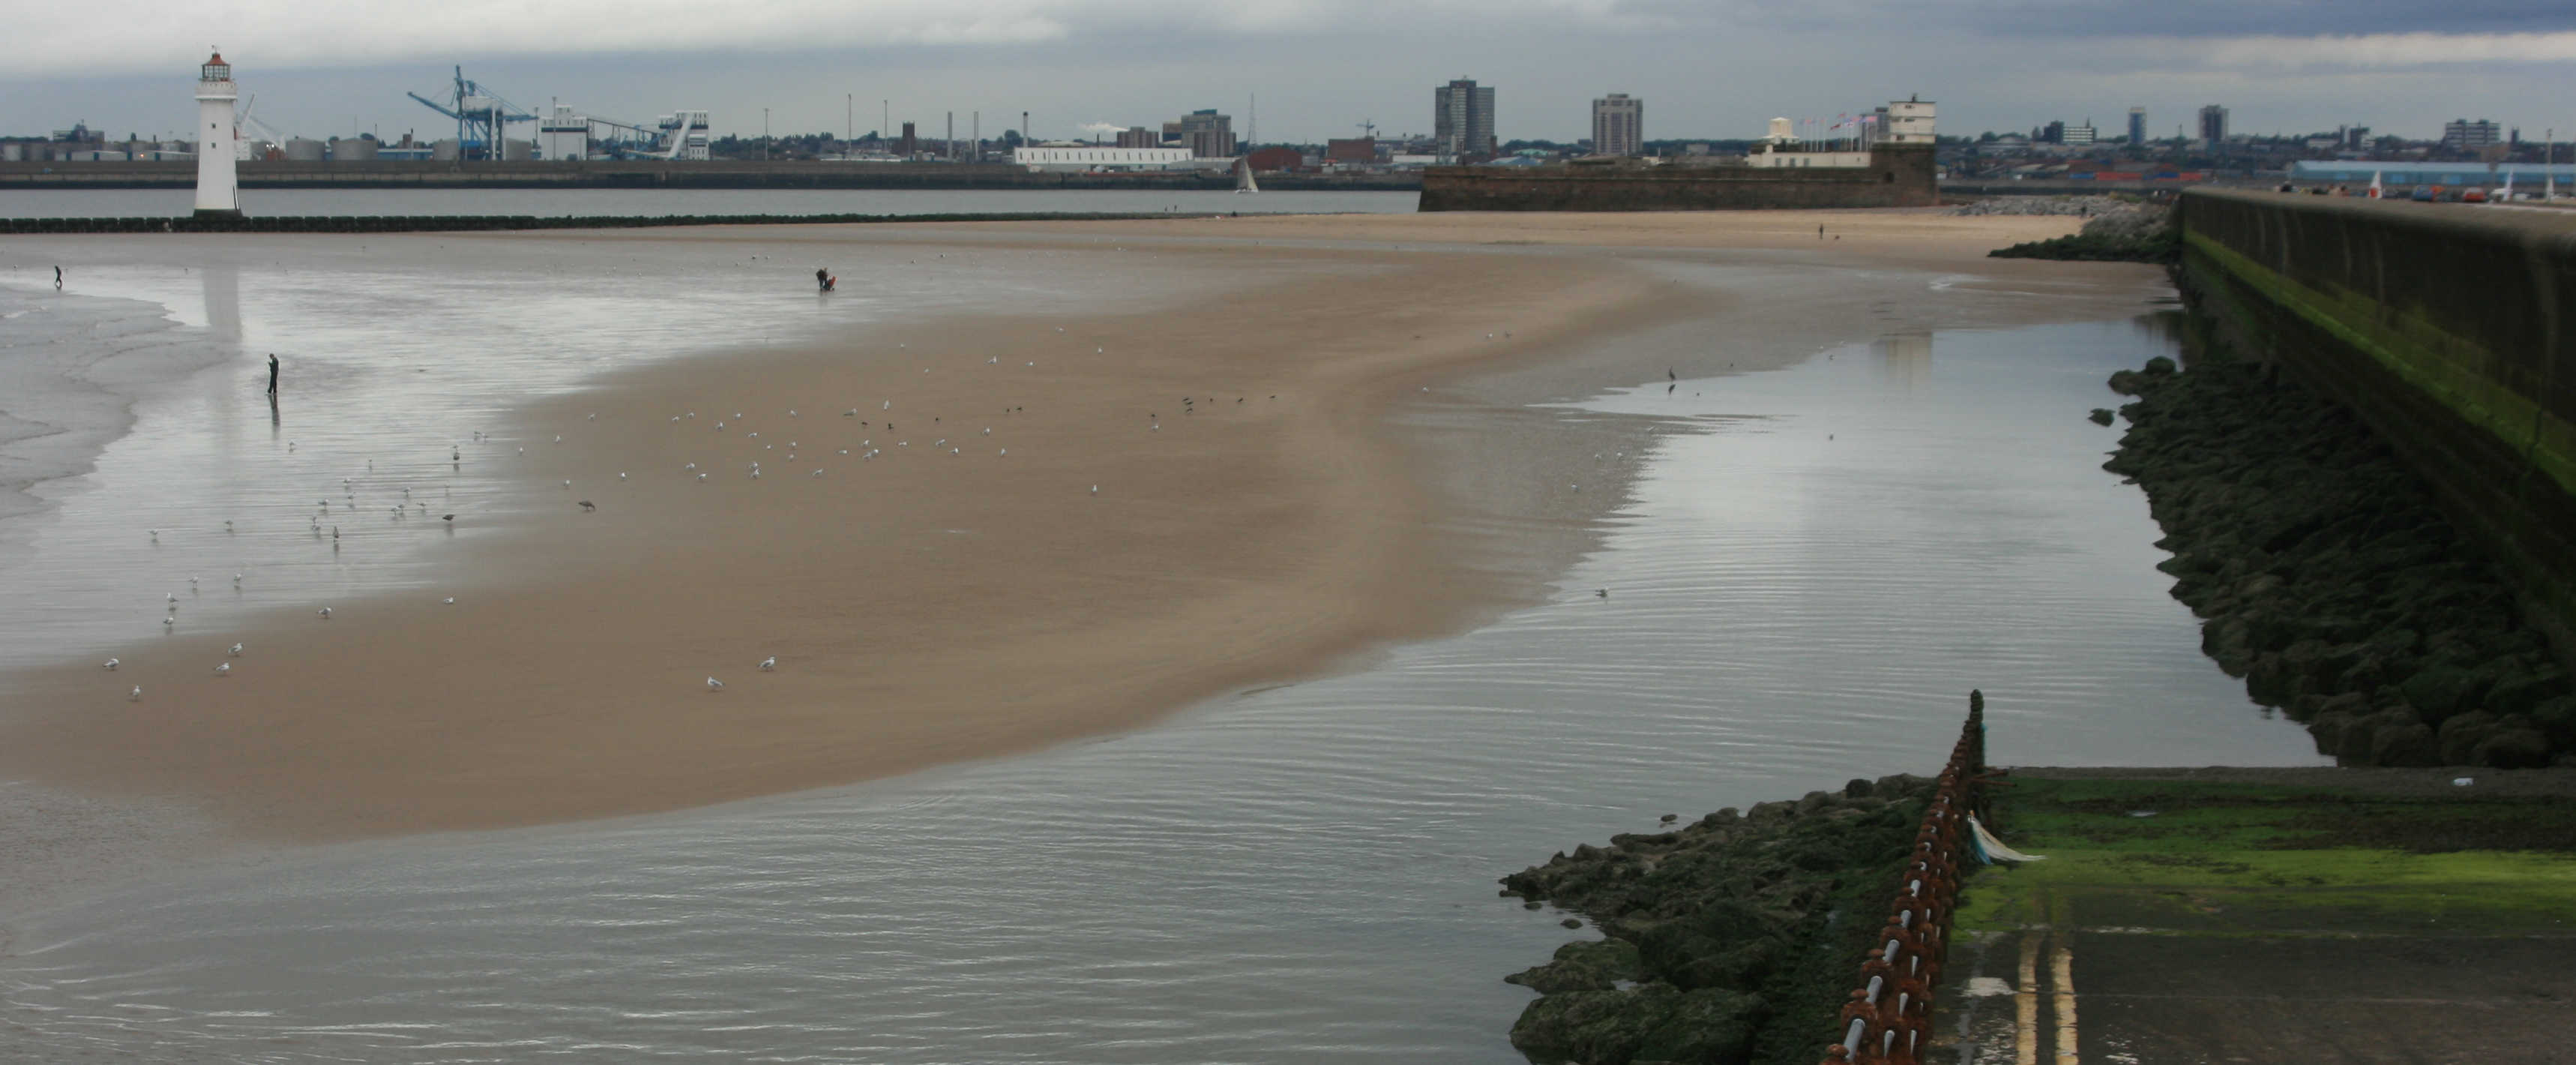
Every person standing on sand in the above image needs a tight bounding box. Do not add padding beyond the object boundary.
[266,354,279,397]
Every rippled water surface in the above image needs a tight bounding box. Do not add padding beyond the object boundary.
[0,300,2326,1060]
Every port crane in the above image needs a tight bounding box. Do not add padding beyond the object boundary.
[408,66,690,160]
[409,66,534,160]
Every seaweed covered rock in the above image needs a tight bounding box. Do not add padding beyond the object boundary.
[2101,352,2575,766]
[1499,775,1933,1065]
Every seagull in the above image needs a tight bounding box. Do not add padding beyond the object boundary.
[759,656,776,671]
[224,520,234,532]
[149,530,159,541]
[578,500,596,512]
[697,473,708,482]
[167,592,178,604]
[232,572,243,585]
[787,410,797,418]
[1090,484,1098,495]
[189,577,199,586]
[442,596,456,604]
[812,469,823,477]
[553,435,563,443]
[318,607,332,618]
[562,479,573,489]
[707,676,725,691]
[214,662,230,676]
[1595,589,1609,598]
[162,616,174,628]
[229,643,244,656]
[442,513,455,523]
[102,658,118,670]
[130,685,142,701]
[587,412,597,421]
[619,472,628,480]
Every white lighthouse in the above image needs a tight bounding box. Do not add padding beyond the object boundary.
[193,50,241,217]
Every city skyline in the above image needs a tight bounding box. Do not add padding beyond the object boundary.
[4,4,2570,145]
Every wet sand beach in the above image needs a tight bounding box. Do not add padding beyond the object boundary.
[0,209,2149,844]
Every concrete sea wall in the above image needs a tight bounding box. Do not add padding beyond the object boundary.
[2175,188,2576,656]
[1418,145,1936,212]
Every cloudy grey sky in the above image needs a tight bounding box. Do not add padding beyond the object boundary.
[7,2,2573,145]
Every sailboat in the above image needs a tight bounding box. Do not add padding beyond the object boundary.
[1234,158,1260,194]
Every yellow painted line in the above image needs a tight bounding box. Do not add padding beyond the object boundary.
[2052,934,2080,1065]
[2016,933,2042,1065]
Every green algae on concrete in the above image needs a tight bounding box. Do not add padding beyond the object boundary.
[1933,768,2576,1064]
[1957,773,2576,937]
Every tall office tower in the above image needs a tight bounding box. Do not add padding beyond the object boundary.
[1434,79,1496,158]
[2127,107,2146,145]
[2198,104,2229,143]
[1592,93,1643,156]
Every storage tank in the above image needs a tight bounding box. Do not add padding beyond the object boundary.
[502,138,535,161]
[283,137,326,161]
[431,139,461,160]
[330,137,377,161]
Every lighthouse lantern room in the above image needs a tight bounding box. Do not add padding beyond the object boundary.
[193,49,241,218]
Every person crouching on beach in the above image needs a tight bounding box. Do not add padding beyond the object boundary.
[816,268,837,292]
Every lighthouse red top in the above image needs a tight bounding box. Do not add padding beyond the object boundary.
[201,51,229,82]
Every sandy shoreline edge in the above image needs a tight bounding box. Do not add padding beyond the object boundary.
[0,210,2150,852]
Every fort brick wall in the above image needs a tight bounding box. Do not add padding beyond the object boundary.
[2176,188,2576,655]
[1417,144,1936,212]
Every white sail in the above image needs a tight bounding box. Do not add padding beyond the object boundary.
[1235,158,1259,194]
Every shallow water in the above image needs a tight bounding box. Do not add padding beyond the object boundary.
[0,188,1420,220]
[0,301,2326,1060]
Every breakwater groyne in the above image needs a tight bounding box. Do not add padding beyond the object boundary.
[0,159,1419,192]
[1,212,1229,235]
[2175,190,2576,661]
[1495,696,1987,1065]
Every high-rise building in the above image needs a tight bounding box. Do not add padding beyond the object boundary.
[2127,107,2146,145]
[2441,118,2502,153]
[1115,126,1158,148]
[193,51,239,217]
[2038,120,2065,145]
[1434,79,1496,158]
[2344,125,2371,150]
[2064,120,2096,146]
[1169,110,1235,158]
[1591,93,1643,156]
[2197,104,2229,143]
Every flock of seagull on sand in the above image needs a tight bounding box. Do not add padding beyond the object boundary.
[104,327,1316,704]
[101,322,1667,706]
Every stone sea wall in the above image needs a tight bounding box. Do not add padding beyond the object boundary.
[1420,146,1936,212]
[2174,190,2576,658]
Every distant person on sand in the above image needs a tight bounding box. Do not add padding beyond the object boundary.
[55,266,63,288]
[266,353,279,397]
[816,268,837,292]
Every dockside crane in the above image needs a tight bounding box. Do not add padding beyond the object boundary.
[408,66,534,160]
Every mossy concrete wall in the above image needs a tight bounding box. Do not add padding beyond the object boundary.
[1418,144,1936,212]
[2176,188,2576,659]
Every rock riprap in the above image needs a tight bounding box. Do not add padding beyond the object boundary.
[1499,775,1932,1065]
[2103,354,2574,766]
